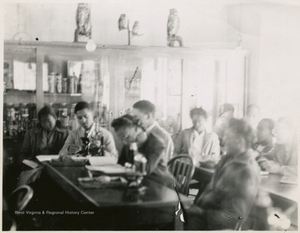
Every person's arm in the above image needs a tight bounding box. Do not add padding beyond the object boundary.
[102,130,118,159]
[173,131,184,156]
[117,146,128,166]
[59,132,79,156]
[145,141,165,174]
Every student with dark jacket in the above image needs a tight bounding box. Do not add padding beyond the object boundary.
[186,119,260,230]
[19,106,68,164]
[111,114,174,188]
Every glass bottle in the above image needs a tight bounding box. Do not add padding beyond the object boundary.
[62,77,68,93]
[48,72,56,93]
[77,74,82,93]
[56,73,62,94]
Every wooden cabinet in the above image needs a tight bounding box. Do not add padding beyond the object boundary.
[3,40,248,134]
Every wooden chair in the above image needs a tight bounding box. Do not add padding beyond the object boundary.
[6,185,34,230]
[168,155,195,196]
[8,185,34,212]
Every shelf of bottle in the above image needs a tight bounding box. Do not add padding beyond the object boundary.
[44,93,82,96]
[4,90,36,95]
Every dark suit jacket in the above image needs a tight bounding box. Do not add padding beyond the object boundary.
[118,132,174,188]
[186,149,260,230]
[19,126,69,163]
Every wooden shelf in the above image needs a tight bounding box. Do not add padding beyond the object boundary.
[44,93,82,97]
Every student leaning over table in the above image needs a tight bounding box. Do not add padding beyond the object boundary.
[19,106,69,164]
[256,117,298,177]
[111,114,174,188]
[59,101,117,159]
[185,119,260,230]
[132,100,174,162]
[174,107,220,165]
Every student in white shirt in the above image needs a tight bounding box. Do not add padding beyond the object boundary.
[174,107,220,166]
[59,101,117,159]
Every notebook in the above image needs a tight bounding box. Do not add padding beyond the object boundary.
[88,157,117,166]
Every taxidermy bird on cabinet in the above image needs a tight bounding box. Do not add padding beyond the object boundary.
[167,8,183,47]
[118,14,127,30]
[74,3,92,42]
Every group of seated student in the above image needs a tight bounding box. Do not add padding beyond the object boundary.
[16,99,298,230]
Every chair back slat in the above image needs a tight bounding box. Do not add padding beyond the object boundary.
[168,154,195,195]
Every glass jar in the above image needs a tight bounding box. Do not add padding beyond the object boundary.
[48,72,56,93]
[56,74,62,93]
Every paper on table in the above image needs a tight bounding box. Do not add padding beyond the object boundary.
[88,157,117,166]
[37,155,87,162]
[86,165,131,175]
[36,155,59,162]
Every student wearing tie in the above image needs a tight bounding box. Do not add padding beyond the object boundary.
[59,101,117,159]
[174,107,220,166]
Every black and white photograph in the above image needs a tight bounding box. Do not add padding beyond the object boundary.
[1,0,299,231]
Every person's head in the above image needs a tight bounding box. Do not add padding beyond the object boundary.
[190,107,207,132]
[38,106,57,132]
[74,101,94,130]
[111,114,144,146]
[274,118,295,145]
[256,118,275,143]
[132,100,156,129]
[224,118,255,155]
[219,103,234,120]
[246,105,260,128]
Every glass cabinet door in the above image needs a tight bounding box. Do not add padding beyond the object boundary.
[3,46,37,138]
[41,52,110,131]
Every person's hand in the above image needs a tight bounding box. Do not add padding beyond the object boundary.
[264,160,282,174]
[68,144,81,155]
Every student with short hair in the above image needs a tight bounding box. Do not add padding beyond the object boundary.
[132,100,174,161]
[59,101,117,159]
[174,107,220,165]
[186,119,260,230]
[257,118,298,176]
[111,114,174,188]
[20,106,69,163]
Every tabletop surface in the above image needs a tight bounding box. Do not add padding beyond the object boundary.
[43,162,191,209]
